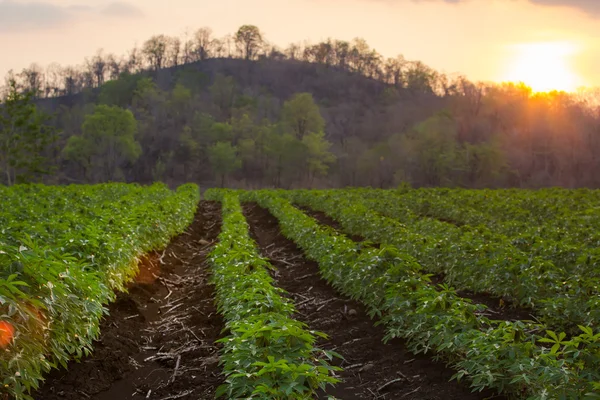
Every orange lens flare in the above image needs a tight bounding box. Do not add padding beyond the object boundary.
[0,321,15,349]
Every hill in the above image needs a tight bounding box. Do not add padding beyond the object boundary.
[3,25,600,188]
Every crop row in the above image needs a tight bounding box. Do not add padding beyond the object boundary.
[310,188,599,331]
[0,183,199,399]
[374,188,600,252]
[389,187,600,225]
[361,187,600,270]
[384,189,600,285]
[245,190,600,399]
[204,189,339,399]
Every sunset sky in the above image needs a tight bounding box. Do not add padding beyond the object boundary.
[2,0,600,92]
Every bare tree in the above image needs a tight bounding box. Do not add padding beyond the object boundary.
[44,63,63,97]
[194,27,215,61]
[284,43,301,60]
[87,49,108,87]
[126,44,144,73]
[181,28,195,64]
[166,36,182,67]
[81,66,95,89]
[61,66,81,96]
[213,37,230,58]
[384,55,407,87]
[18,64,44,97]
[333,40,350,69]
[142,35,169,71]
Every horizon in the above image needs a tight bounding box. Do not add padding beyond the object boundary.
[3,0,600,93]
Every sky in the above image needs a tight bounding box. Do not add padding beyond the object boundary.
[2,0,600,92]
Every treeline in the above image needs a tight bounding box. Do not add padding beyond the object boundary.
[2,25,600,188]
[1,25,442,99]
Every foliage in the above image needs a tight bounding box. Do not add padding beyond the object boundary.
[281,93,325,139]
[208,141,241,186]
[302,132,336,180]
[4,25,600,188]
[0,183,199,399]
[325,188,600,332]
[239,189,600,398]
[63,104,141,182]
[0,79,57,185]
[235,25,264,60]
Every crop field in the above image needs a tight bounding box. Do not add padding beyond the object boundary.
[1,186,599,399]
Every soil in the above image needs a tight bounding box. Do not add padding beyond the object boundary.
[300,205,534,323]
[243,202,506,400]
[429,274,535,322]
[296,206,372,245]
[34,201,223,400]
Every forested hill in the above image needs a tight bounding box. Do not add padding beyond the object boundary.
[2,25,600,188]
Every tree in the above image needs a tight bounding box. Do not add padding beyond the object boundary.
[44,63,63,97]
[194,27,215,61]
[87,50,107,87]
[106,53,123,80]
[462,139,509,187]
[0,80,57,185]
[166,36,182,67]
[63,105,140,182]
[98,72,143,107]
[263,132,306,187]
[400,112,461,186]
[281,93,325,139]
[235,25,264,60]
[208,141,240,186]
[405,61,437,94]
[384,55,407,86]
[168,84,193,125]
[209,74,237,120]
[142,35,169,71]
[61,67,81,96]
[302,131,336,183]
[18,64,44,97]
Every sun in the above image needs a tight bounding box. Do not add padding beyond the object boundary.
[502,41,581,93]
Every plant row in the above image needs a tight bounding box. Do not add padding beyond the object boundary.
[378,187,600,225]
[0,183,199,399]
[389,189,600,288]
[313,188,600,331]
[380,187,600,252]
[245,190,600,399]
[368,187,600,272]
[204,189,340,399]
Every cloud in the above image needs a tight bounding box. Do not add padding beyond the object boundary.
[100,2,144,18]
[389,0,462,3]
[368,0,600,17]
[528,0,600,16]
[0,1,71,32]
[0,0,143,33]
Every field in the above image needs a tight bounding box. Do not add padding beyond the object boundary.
[1,186,599,399]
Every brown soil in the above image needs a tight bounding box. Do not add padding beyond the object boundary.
[429,274,535,322]
[301,205,533,323]
[296,206,372,245]
[34,201,223,400]
[243,202,505,400]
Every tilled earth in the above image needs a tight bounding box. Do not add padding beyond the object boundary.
[33,199,510,400]
[243,202,504,400]
[34,201,223,400]
[298,205,535,323]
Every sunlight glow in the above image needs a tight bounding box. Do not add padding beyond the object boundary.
[503,41,582,93]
